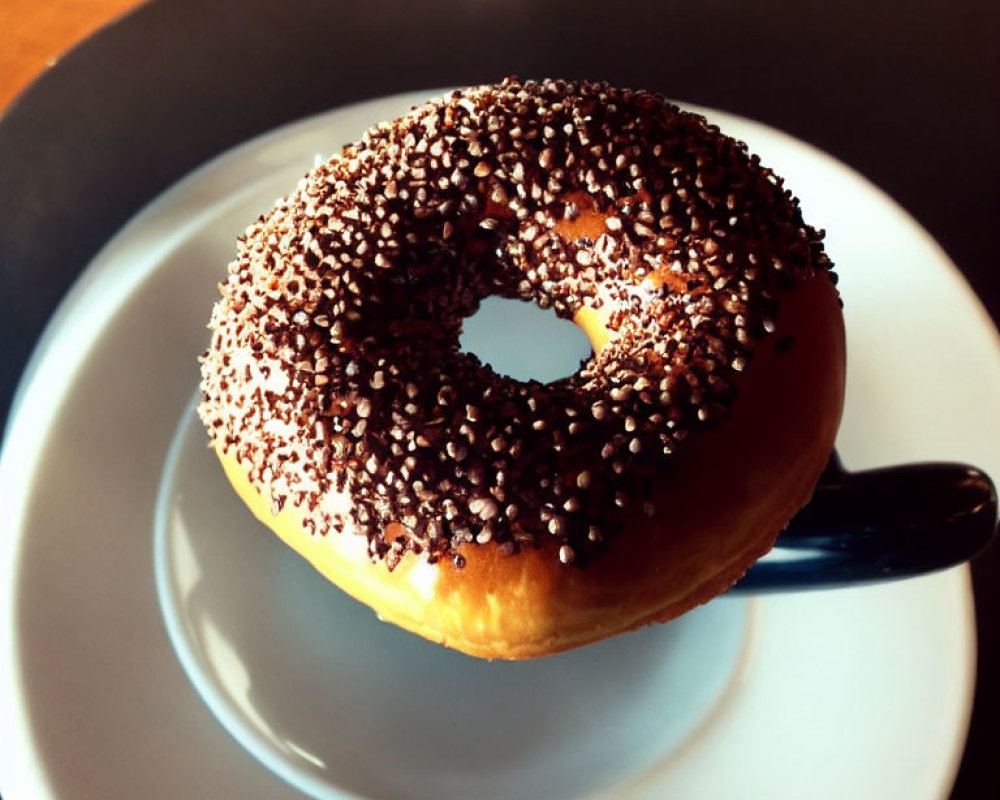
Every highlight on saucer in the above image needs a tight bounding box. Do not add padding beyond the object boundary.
[198,78,846,659]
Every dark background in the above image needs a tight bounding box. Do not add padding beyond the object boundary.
[1,1,997,796]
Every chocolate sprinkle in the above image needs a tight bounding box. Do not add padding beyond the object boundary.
[199,77,834,572]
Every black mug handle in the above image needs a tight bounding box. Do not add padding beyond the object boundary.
[731,452,999,592]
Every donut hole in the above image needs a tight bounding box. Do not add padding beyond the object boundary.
[459,295,594,383]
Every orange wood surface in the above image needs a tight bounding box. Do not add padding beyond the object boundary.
[1,0,146,111]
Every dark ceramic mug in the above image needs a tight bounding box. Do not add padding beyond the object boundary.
[734,452,998,591]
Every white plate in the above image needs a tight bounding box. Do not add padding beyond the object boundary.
[3,91,999,800]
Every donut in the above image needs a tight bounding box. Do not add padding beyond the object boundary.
[199,78,846,659]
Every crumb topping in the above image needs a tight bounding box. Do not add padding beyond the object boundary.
[199,77,834,570]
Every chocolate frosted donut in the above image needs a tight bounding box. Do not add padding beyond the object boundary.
[199,78,845,658]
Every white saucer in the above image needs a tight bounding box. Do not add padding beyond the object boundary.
[3,91,999,800]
